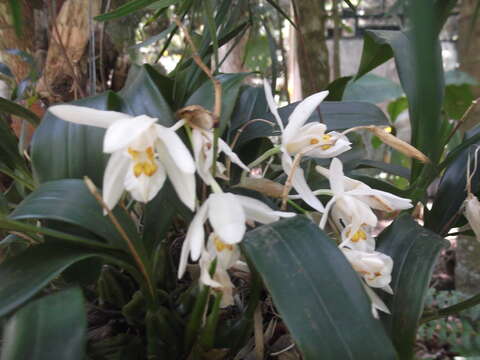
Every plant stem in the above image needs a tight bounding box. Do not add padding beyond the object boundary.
[247,146,281,169]
[420,292,480,324]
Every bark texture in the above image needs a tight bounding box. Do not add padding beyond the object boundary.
[294,0,330,97]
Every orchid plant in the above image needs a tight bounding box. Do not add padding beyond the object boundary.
[1,2,477,360]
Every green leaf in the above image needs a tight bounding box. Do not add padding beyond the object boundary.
[0,119,28,174]
[355,29,444,179]
[343,74,404,104]
[95,0,178,21]
[31,91,122,186]
[229,85,267,133]
[242,216,397,360]
[0,97,40,126]
[387,97,408,122]
[9,179,140,252]
[344,159,410,178]
[237,101,390,148]
[185,73,250,135]
[265,0,296,28]
[119,65,175,122]
[444,84,474,120]
[0,244,97,316]
[325,76,352,101]
[1,288,86,360]
[426,126,480,234]
[8,0,23,37]
[143,180,191,252]
[376,214,448,359]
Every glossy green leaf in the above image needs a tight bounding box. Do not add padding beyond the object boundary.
[377,214,448,359]
[229,85,268,133]
[237,101,390,148]
[31,91,122,186]
[426,126,480,234]
[185,73,251,135]
[0,97,39,126]
[9,179,140,252]
[119,65,175,123]
[344,159,410,178]
[242,216,397,360]
[1,288,86,360]
[325,76,352,101]
[355,28,444,179]
[0,244,96,316]
[95,0,178,21]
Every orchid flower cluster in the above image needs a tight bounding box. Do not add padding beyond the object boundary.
[262,81,413,316]
[49,79,413,316]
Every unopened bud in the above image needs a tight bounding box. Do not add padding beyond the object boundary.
[176,105,214,130]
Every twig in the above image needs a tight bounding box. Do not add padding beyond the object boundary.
[445,97,480,145]
[281,152,303,210]
[48,0,86,98]
[253,303,264,360]
[173,17,222,178]
[173,17,221,122]
[84,177,156,300]
[421,292,480,324]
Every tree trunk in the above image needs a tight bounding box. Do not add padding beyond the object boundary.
[293,0,330,97]
[0,1,35,82]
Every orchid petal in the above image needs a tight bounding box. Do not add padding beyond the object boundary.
[208,193,246,244]
[155,125,196,174]
[102,151,131,210]
[103,115,157,153]
[263,79,284,132]
[156,140,196,211]
[186,200,209,261]
[282,152,325,212]
[192,128,214,185]
[283,90,329,144]
[329,158,345,195]
[218,138,249,171]
[48,105,130,129]
[199,250,222,288]
[235,194,295,224]
[178,236,191,278]
[124,162,167,203]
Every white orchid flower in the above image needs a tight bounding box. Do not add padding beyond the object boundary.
[191,127,249,185]
[341,247,393,292]
[263,80,351,213]
[198,233,241,307]
[317,158,412,237]
[48,105,196,210]
[178,192,295,278]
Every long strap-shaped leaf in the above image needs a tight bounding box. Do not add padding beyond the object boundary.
[242,216,397,360]
[376,214,448,359]
[1,288,86,360]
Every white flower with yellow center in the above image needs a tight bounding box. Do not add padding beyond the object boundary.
[48,105,196,210]
[178,192,295,279]
[263,80,351,213]
[198,233,241,307]
[317,158,412,238]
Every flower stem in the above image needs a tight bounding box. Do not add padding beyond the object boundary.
[247,145,281,169]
